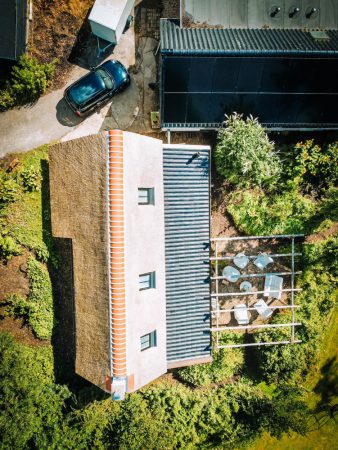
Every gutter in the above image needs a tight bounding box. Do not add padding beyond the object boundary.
[161,49,338,56]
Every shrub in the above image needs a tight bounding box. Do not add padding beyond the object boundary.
[35,244,50,262]
[283,140,338,193]
[0,145,57,264]
[3,257,54,339]
[4,293,29,317]
[227,188,316,235]
[26,256,54,339]
[0,333,312,450]
[179,348,244,387]
[252,309,310,383]
[10,55,55,104]
[310,187,338,229]
[0,88,15,111]
[0,234,22,260]
[20,165,42,192]
[0,177,21,204]
[254,234,337,384]
[215,113,281,189]
[0,333,71,450]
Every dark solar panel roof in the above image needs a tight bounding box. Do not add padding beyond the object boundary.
[160,19,338,55]
[163,146,211,364]
[0,0,28,60]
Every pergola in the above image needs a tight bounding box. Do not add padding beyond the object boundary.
[210,234,304,349]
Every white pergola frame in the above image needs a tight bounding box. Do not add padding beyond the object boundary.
[210,234,304,349]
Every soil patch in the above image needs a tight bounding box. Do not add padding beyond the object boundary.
[30,0,95,90]
[0,252,30,301]
[0,311,49,347]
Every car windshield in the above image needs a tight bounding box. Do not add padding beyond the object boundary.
[96,69,115,90]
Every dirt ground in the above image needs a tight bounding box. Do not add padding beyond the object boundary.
[0,311,49,347]
[29,0,180,91]
[0,252,29,301]
[30,0,95,89]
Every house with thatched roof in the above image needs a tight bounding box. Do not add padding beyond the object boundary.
[49,130,211,399]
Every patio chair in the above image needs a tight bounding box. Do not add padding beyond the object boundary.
[264,274,283,300]
[254,253,274,270]
[222,266,240,282]
[233,252,249,269]
[234,304,250,325]
[254,299,273,319]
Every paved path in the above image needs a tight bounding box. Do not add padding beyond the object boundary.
[0,30,136,157]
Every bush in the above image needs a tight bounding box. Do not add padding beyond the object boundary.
[253,324,308,383]
[254,234,337,384]
[0,88,15,111]
[227,188,316,235]
[0,145,57,264]
[0,333,312,450]
[25,256,54,339]
[4,293,29,317]
[0,234,22,260]
[20,165,42,192]
[10,55,55,104]
[283,140,338,194]
[310,187,338,230]
[3,257,54,339]
[0,333,71,450]
[0,177,21,205]
[179,348,244,387]
[215,113,281,189]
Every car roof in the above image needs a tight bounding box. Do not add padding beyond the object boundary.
[68,71,106,107]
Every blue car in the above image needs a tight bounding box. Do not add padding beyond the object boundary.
[64,60,130,117]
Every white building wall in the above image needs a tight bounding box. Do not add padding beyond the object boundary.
[123,132,167,391]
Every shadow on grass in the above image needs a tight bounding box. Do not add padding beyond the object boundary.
[312,356,338,425]
[40,160,106,402]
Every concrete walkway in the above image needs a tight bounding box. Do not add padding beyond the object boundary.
[0,30,136,157]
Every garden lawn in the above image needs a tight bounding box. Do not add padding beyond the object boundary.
[251,309,337,450]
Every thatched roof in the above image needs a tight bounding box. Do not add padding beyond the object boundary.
[49,133,110,390]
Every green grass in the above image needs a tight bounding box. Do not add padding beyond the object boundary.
[251,310,338,450]
[2,145,53,262]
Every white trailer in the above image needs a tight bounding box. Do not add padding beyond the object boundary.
[89,0,134,55]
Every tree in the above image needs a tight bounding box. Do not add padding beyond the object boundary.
[215,113,281,189]
[0,333,71,449]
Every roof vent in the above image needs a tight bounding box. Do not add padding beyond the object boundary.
[288,7,300,18]
[310,30,330,41]
[306,7,319,19]
[270,6,281,18]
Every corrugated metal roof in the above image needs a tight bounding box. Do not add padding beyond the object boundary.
[163,146,211,363]
[160,19,338,55]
